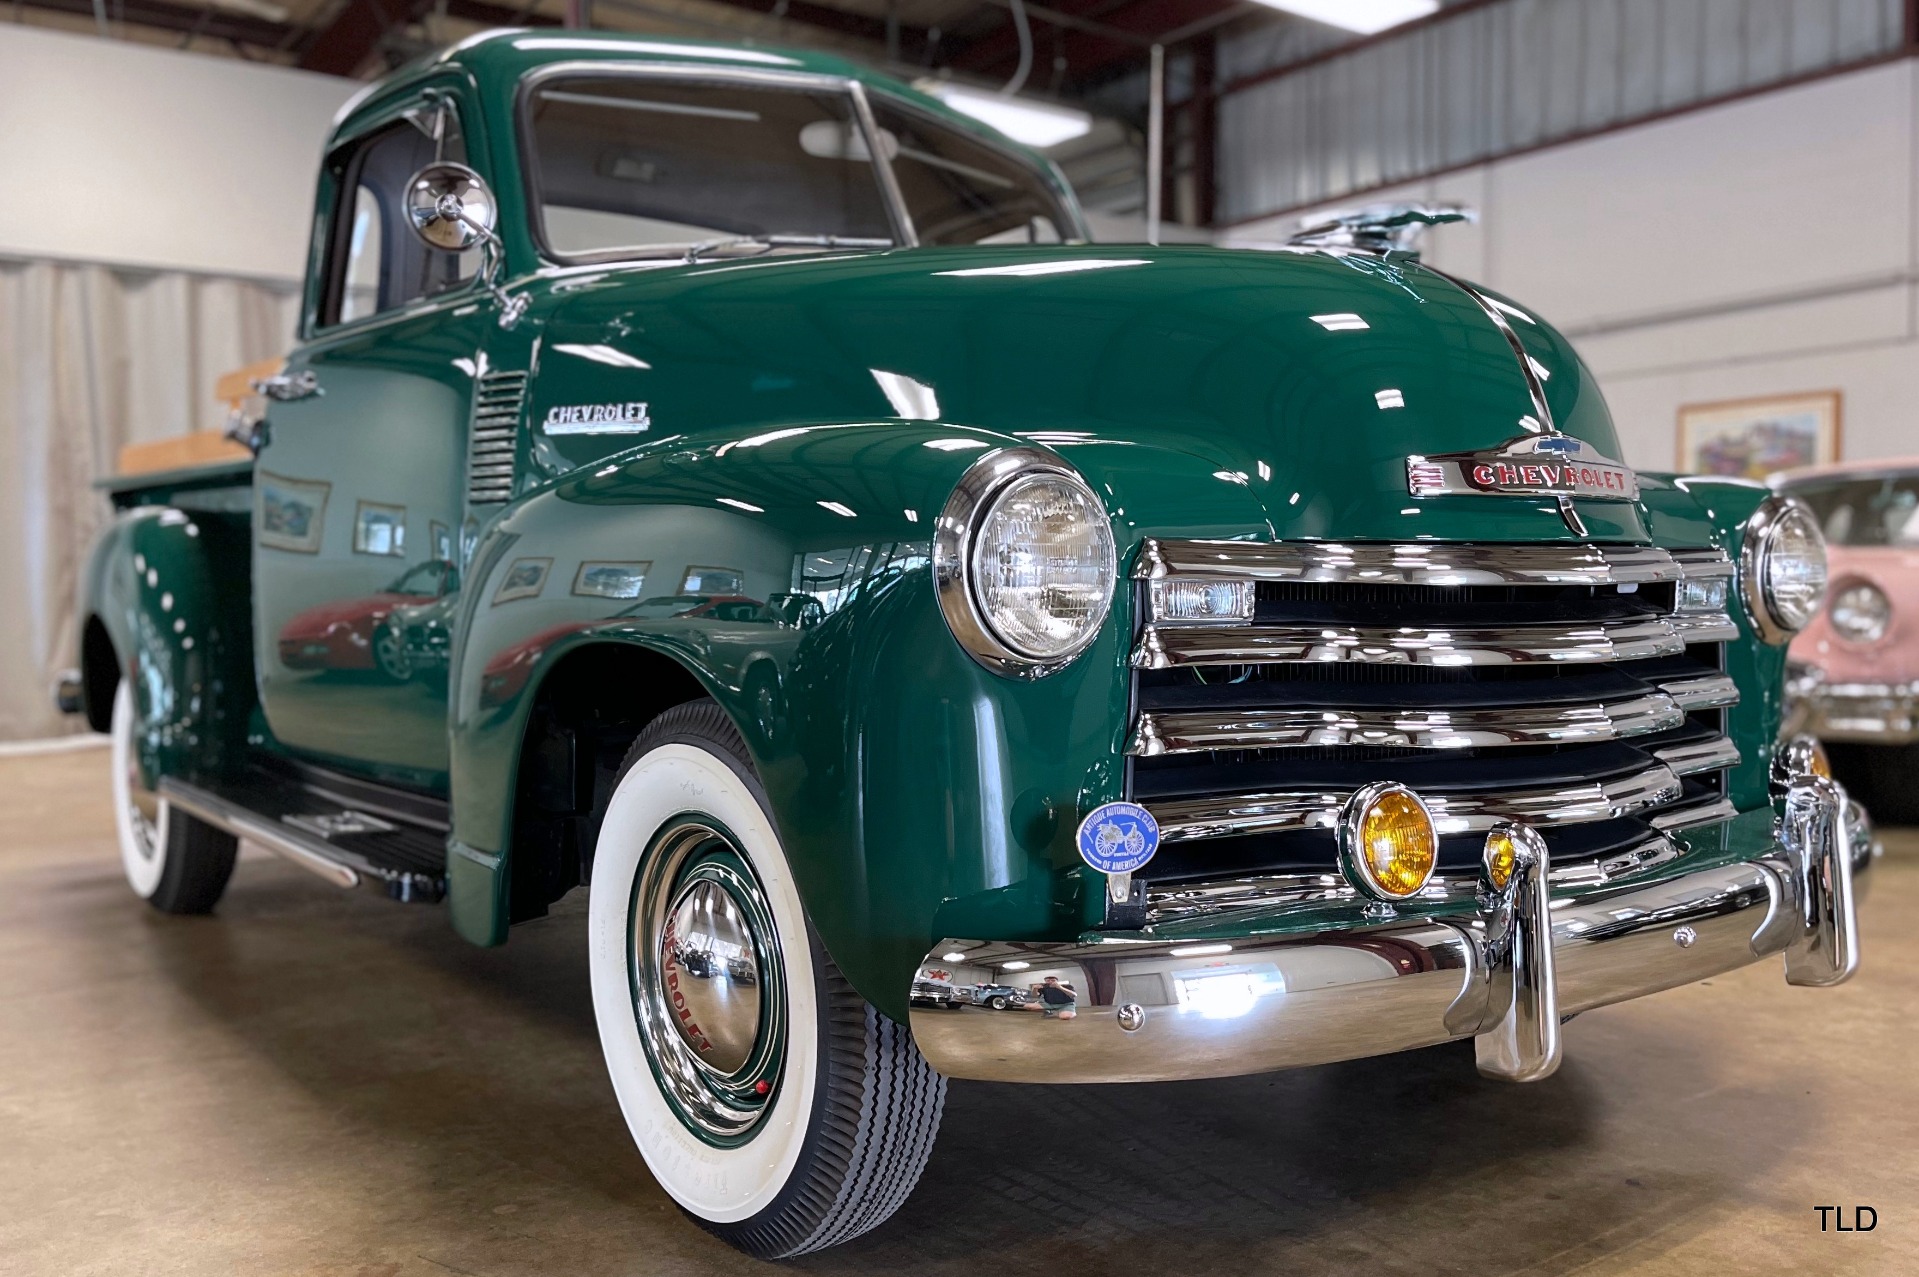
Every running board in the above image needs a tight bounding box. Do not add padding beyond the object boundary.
[160,776,447,903]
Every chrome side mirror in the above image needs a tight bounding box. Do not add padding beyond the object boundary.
[404,161,498,251]
[401,162,527,329]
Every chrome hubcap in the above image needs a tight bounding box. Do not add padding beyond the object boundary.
[629,820,785,1145]
[663,877,763,1073]
[123,728,163,859]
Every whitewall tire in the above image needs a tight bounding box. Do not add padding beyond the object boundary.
[588,700,945,1258]
[109,680,237,914]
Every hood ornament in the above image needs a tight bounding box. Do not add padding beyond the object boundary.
[1290,202,1473,258]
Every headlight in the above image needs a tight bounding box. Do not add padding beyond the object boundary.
[1828,580,1890,644]
[935,448,1116,674]
[1740,496,1828,644]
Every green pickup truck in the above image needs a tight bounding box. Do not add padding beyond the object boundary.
[62,30,1871,1259]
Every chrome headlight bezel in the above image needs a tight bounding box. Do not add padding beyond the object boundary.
[934,446,1116,678]
[1740,495,1829,645]
[1828,579,1891,645]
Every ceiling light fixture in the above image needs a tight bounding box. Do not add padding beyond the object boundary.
[916,81,1093,148]
[1250,0,1438,36]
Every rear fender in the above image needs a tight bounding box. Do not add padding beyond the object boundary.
[81,505,255,787]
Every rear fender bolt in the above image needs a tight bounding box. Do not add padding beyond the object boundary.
[1116,1004,1145,1032]
[1673,925,1698,948]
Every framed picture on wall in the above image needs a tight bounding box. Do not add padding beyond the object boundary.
[352,501,407,557]
[256,471,330,555]
[492,556,552,605]
[1677,391,1840,479]
[573,560,651,599]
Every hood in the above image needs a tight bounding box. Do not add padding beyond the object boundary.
[527,244,1646,543]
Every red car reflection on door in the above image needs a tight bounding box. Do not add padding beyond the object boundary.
[277,559,455,679]
[477,595,772,707]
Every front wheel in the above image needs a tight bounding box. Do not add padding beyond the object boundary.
[588,701,945,1258]
[110,681,237,914]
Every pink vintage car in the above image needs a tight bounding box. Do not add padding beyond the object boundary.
[1777,458,1919,822]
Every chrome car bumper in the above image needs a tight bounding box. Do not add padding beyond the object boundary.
[912,780,1866,1085]
[1790,679,1919,743]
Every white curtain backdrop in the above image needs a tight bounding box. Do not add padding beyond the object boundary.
[0,258,299,741]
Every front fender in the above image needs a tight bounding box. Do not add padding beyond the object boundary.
[1640,472,1780,809]
[446,419,1269,1019]
[81,505,254,788]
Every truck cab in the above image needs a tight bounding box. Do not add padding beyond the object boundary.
[69,30,1870,1260]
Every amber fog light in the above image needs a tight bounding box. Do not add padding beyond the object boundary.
[1484,827,1518,892]
[1338,782,1438,901]
[1772,733,1831,795]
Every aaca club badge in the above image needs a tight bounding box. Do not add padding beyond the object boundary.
[1076,801,1160,874]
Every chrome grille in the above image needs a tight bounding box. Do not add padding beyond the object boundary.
[1129,540,1739,922]
[467,370,527,505]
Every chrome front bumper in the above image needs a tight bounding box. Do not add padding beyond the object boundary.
[1784,662,1919,743]
[912,780,1866,1085]
[1791,679,1919,743]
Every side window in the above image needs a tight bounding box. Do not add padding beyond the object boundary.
[867,102,1072,246]
[324,106,478,326]
[339,187,384,322]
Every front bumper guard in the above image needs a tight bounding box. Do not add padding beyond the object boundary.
[911,779,1863,1085]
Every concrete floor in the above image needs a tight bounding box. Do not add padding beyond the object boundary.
[2,746,1914,1277]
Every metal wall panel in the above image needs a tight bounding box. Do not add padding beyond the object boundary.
[1219,0,1903,223]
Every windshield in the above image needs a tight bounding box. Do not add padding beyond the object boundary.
[1788,475,1919,547]
[523,74,1076,260]
[527,75,895,260]
[868,99,1073,245]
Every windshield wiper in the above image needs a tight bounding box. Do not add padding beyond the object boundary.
[681,233,894,263]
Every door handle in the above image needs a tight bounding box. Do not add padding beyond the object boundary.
[225,414,271,456]
[253,370,323,402]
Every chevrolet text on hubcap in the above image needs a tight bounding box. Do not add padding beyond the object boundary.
[629,821,785,1144]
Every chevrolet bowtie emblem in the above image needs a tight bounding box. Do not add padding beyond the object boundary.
[1406,433,1637,536]
[1406,432,1638,502]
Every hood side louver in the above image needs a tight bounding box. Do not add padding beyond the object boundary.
[468,370,527,505]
